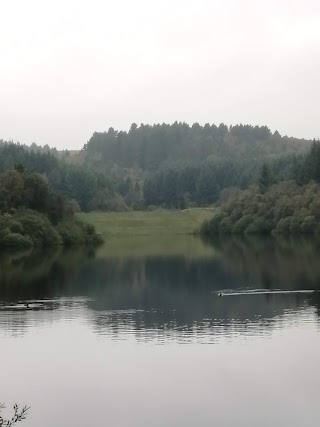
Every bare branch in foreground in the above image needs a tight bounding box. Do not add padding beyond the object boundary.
[0,404,29,427]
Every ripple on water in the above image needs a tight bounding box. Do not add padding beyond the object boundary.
[0,294,318,344]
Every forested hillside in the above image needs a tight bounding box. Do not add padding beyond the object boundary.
[81,122,311,209]
[83,123,310,169]
[0,123,314,211]
[0,143,126,211]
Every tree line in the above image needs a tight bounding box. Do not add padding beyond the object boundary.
[83,123,310,171]
[0,123,315,213]
[81,122,311,210]
[143,155,297,208]
[201,140,320,236]
[0,143,126,211]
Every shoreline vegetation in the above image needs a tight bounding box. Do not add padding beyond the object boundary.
[0,124,314,214]
[200,180,320,236]
[200,140,320,236]
[0,166,103,250]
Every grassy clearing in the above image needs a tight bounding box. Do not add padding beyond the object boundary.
[78,208,215,238]
[78,208,216,257]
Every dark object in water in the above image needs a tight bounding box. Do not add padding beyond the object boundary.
[218,293,222,297]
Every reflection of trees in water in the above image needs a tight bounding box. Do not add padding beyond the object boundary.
[204,235,320,290]
[89,293,314,343]
[0,249,95,336]
[84,252,319,338]
[1,236,320,340]
[307,292,320,316]
[0,248,94,301]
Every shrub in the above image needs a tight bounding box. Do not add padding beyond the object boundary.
[0,226,11,239]
[219,217,233,233]
[56,220,103,247]
[246,217,273,234]
[229,208,243,222]
[56,221,86,246]
[207,213,227,234]
[7,219,24,234]
[0,216,24,235]
[290,216,303,233]
[243,207,256,215]
[233,215,254,233]
[300,215,317,233]
[275,217,292,234]
[15,210,62,247]
[0,233,33,249]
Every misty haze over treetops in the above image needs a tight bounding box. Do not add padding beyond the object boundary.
[1,0,319,149]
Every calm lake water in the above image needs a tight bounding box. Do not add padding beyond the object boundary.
[1,235,320,427]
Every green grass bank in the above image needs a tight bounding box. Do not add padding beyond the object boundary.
[78,208,216,258]
[78,208,215,238]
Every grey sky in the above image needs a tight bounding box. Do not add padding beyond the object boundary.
[1,0,319,149]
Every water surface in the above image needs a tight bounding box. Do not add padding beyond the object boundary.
[1,236,320,427]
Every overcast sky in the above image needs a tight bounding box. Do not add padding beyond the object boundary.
[1,0,319,149]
